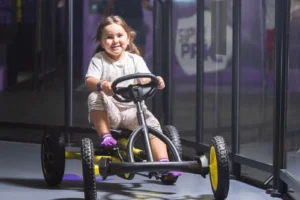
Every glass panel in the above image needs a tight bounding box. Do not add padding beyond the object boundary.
[173,0,197,141]
[239,0,274,165]
[173,0,233,146]
[286,0,300,181]
[203,0,232,146]
[0,0,65,126]
[74,0,103,128]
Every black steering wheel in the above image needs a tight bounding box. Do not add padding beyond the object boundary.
[111,73,158,103]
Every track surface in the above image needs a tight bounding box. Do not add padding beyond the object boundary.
[0,141,280,200]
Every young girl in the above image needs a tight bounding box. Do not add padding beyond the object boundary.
[85,15,182,177]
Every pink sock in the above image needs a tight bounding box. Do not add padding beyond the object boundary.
[159,158,183,177]
[159,158,169,162]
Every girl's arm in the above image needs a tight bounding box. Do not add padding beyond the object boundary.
[138,78,151,84]
[86,77,107,92]
[86,77,114,96]
[139,76,165,89]
[85,77,99,92]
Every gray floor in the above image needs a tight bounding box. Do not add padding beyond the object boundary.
[0,141,281,200]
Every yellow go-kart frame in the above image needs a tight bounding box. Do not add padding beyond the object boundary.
[66,137,145,178]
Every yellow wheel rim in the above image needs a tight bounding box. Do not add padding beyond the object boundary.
[94,164,99,175]
[209,146,218,191]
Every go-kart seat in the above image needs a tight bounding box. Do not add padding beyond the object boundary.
[110,128,132,139]
[90,123,132,139]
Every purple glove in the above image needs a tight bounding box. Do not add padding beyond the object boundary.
[100,134,117,149]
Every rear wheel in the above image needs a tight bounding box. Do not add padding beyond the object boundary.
[209,136,230,200]
[41,127,65,186]
[81,138,97,200]
[160,125,182,185]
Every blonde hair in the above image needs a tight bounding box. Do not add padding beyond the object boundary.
[93,15,140,55]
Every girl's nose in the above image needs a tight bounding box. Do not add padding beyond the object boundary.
[113,36,119,43]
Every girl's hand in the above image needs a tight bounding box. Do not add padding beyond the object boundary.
[157,76,165,89]
[101,81,114,96]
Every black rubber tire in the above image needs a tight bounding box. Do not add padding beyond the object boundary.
[41,127,65,186]
[81,138,97,200]
[160,125,182,185]
[209,136,230,200]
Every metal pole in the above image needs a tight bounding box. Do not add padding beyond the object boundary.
[152,0,163,121]
[196,0,205,146]
[231,0,241,179]
[270,0,290,197]
[279,1,290,195]
[259,0,267,140]
[164,0,173,125]
[65,0,73,144]
[33,0,41,90]
[51,0,56,66]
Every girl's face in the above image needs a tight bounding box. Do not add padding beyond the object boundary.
[100,23,130,60]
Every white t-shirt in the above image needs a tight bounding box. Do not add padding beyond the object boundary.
[85,51,151,108]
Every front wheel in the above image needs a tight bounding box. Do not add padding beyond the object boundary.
[41,128,65,186]
[209,136,230,200]
[81,138,97,200]
[160,125,182,185]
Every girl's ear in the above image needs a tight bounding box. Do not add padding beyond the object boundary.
[127,33,131,45]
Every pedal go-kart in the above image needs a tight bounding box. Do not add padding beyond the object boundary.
[41,73,230,200]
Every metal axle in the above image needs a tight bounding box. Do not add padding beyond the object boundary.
[99,156,209,178]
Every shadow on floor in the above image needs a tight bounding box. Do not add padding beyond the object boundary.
[0,177,214,200]
[95,194,215,200]
[50,199,84,200]
[51,196,214,200]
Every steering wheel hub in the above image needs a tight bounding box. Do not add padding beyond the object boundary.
[111,73,158,103]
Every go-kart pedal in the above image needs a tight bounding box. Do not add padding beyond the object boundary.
[98,146,135,180]
[147,170,180,185]
[148,171,162,180]
[95,146,124,159]
[94,147,113,156]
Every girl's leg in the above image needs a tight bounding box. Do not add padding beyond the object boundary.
[88,92,121,148]
[120,108,182,176]
[143,110,168,161]
[119,108,167,161]
[143,110,182,176]
[149,138,168,161]
[90,111,111,138]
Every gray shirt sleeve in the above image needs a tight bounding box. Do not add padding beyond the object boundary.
[85,54,103,80]
[134,54,151,74]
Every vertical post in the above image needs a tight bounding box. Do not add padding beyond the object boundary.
[278,1,289,195]
[51,0,56,66]
[196,0,205,145]
[34,0,41,90]
[231,0,241,179]
[164,0,173,125]
[260,0,267,138]
[65,0,73,144]
[211,0,227,137]
[152,0,163,120]
[271,0,290,197]
[40,0,46,81]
